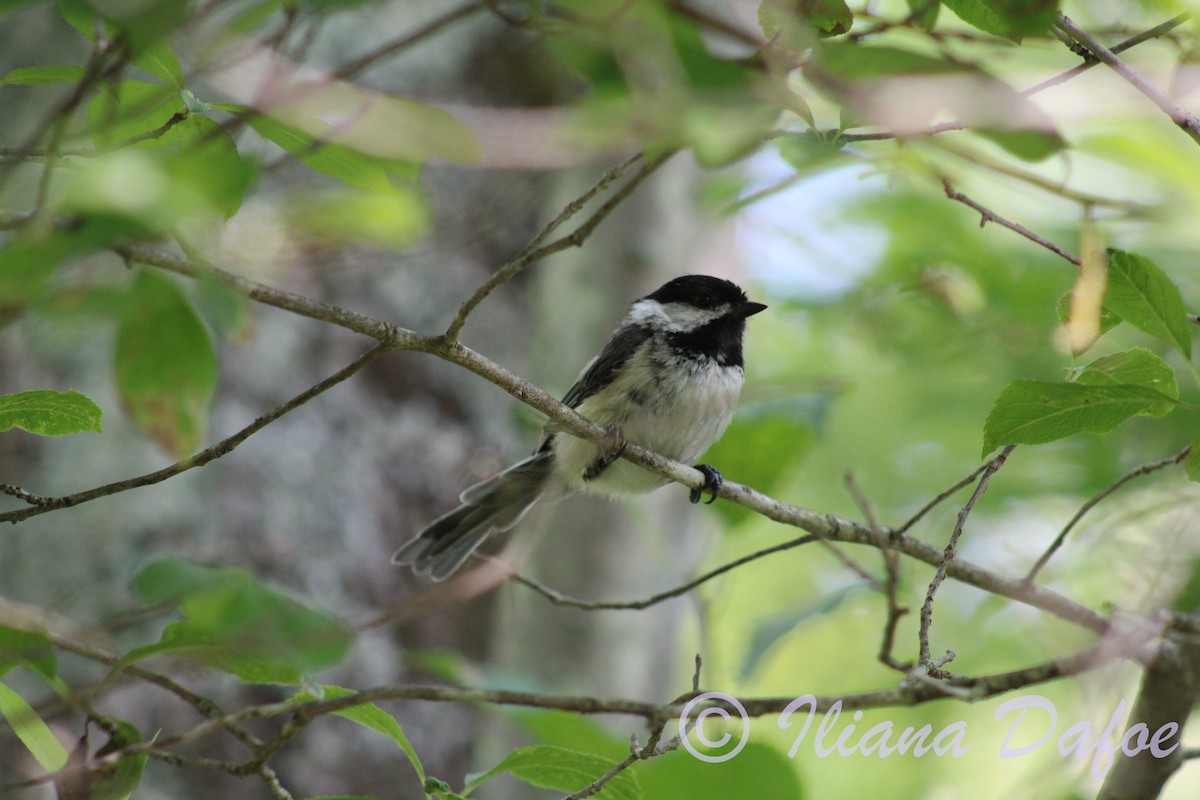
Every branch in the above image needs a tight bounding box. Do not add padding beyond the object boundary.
[919,445,1016,672]
[1024,13,1190,96]
[334,1,487,80]
[846,472,911,671]
[1,344,385,525]
[1056,13,1200,146]
[942,179,1082,266]
[1026,444,1192,581]
[443,151,667,341]
[10,619,1159,797]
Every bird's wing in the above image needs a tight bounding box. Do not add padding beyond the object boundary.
[535,323,650,453]
[560,323,650,409]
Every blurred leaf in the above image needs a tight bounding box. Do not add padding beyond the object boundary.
[132,39,184,89]
[982,381,1179,456]
[0,389,102,436]
[1173,553,1200,610]
[760,0,853,38]
[85,719,147,800]
[776,134,846,172]
[193,277,253,341]
[740,585,861,680]
[149,115,255,219]
[0,219,142,309]
[113,270,216,457]
[0,678,68,772]
[64,0,189,51]
[1074,348,1178,416]
[250,82,481,164]
[812,42,963,78]
[905,0,940,29]
[635,742,804,799]
[510,709,629,761]
[1187,435,1200,483]
[977,128,1065,161]
[0,65,85,86]
[245,113,404,192]
[125,558,354,684]
[0,625,56,680]
[704,394,827,522]
[294,685,424,782]
[940,0,1058,40]
[465,745,642,799]
[87,79,179,148]
[1105,249,1192,358]
[286,185,429,250]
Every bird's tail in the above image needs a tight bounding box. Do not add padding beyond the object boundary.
[392,451,554,581]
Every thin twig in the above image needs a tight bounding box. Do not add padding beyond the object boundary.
[4,628,1158,797]
[942,178,1082,266]
[485,535,818,610]
[895,460,994,535]
[846,472,911,671]
[334,1,487,80]
[1,344,385,525]
[1055,13,1200,146]
[1026,444,1192,581]
[1024,13,1190,96]
[444,151,666,341]
[919,445,1016,671]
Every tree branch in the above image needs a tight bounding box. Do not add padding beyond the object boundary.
[443,151,666,342]
[1026,444,1192,581]
[1,344,385,525]
[942,179,1082,266]
[1056,13,1200,146]
[919,445,1015,672]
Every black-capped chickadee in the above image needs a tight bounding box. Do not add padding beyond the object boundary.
[393,274,766,580]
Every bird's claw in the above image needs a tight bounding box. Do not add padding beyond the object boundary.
[583,424,627,482]
[689,464,722,504]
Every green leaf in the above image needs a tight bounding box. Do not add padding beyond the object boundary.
[1105,250,1192,358]
[87,719,147,800]
[149,115,256,219]
[982,381,1179,456]
[114,270,216,457]
[0,65,86,86]
[977,128,1065,162]
[124,559,354,684]
[87,79,179,148]
[0,389,102,436]
[285,186,429,250]
[940,0,1058,40]
[635,742,804,800]
[132,40,184,89]
[1186,435,1200,483]
[0,679,68,772]
[1074,347,1179,416]
[246,114,397,192]
[905,0,940,29]
[465,745,643,799]
[294,685,424,781]
[813,42,964,78]
[0,625,56,680]
[760,0,853,38]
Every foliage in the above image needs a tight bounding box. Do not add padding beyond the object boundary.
[1,1,1200,799]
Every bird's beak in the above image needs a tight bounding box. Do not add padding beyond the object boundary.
[733,301,768,318]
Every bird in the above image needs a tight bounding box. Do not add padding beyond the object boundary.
[393,274,766,580]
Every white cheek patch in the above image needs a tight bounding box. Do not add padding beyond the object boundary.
[629,299,726,331]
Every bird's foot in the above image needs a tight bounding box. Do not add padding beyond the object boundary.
[582,424,627,482]
[689,464,723,504]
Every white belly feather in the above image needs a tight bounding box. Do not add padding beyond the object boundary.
[553,344,745,495]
